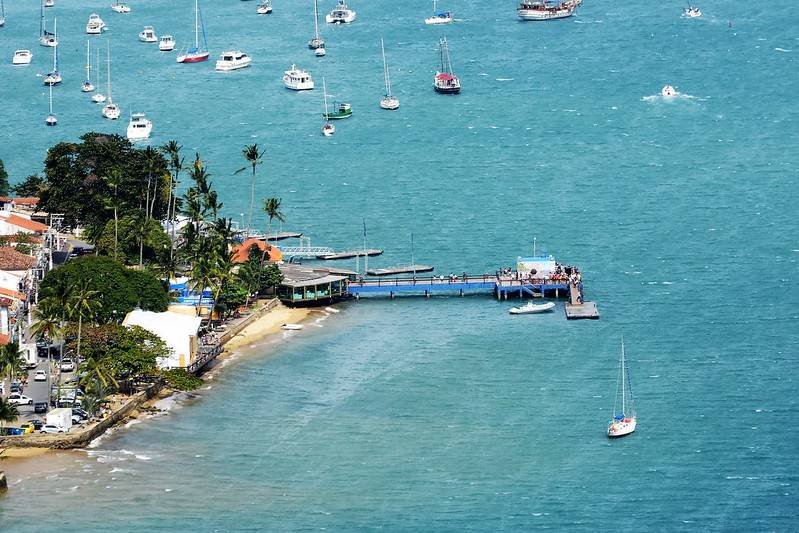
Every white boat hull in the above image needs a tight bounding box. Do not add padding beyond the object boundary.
[12,52,33,65]
[92,93,106,103]
[111,4,131,14]
[380,96,399,110]
[281,323,304,330]
[425,15,453,25]
[102,104,120,119]
[607,417,636,438]
[509,301,555,314]
[81,82,95,92]
[216,58,252,71]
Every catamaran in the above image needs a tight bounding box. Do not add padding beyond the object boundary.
[176,0,209,63]
[425,0,453,25]
[46,84,57,126]
[326,0,356,24]
[39,2,57,47]
[308,0,325,50]
[102,43,120,119]
[517,0,582,21]
[433,37,460,94]
[321,77,335,137]
[111,1,131,14]
[607,338,637,438]
[82,41,94,92]
[43,28,61,85]
[379,38,399,110]
[92,48,106,103]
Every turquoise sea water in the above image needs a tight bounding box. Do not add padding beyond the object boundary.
[2,0,798,530]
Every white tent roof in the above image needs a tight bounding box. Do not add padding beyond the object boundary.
[123,309,201,368]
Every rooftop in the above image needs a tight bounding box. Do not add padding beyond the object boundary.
[231,238,283,264]
[279,264,348,288]
[0,247,36,271]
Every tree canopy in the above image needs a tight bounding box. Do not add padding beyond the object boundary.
[70,324,170,382]
[0,159,9,196]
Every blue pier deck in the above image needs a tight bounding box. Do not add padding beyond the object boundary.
[347,275,575,300]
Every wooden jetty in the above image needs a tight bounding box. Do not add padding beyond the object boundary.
[263,231,303,241]
[366,264,434,276]
[318,249,384,260]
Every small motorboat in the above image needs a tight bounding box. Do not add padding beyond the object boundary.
[44,0,54,6]
[508,301,555,315]
[139,26,158,43]
[661,85,678,97]
[12,50,33,66]
[283,64,314,90]
[159,35,176,51]
[281,323,304,331]
[683,6,701,18]
[315,46,327,57]
[126,112,153,140]
[216,50,252,71]
[326,0,356,24]
[111,1,131,13]
[256,0,272,14]
[85,13,106,35]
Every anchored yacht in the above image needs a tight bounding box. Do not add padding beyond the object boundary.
[283,64,314,90]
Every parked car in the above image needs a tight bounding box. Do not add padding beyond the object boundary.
[19,422,36,434]
[28,418,44,430]
[59,359,75,372]
[8,393,33,405]
[40,424,65,434]
[34,401,48,414]
[10,383,22,394]
[34,370,47,381]
[72,408,88,420]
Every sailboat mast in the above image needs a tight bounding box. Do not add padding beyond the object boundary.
[620,339,626,415]
[411,233,415,266]
[49,84,53,115]
[313,0,320,40]
[322,77,329,118]
[194,0,200,48]
[40,0,44,38]
[363,219,368,275]
[85,41,91,82]
[96,48,101,88]
[381,38,391,96]
[106,42,112,102]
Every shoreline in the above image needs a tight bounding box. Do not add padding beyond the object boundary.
[0,301,319,475]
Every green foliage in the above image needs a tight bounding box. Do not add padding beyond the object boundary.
[38,132,170,236]
[40,256,168,323]
[0,396,20,426]
[10,174,46,197]
[216,278,248,316]
[238,245,284,297]
[73,324,169,382]
[0,159,9,196]
[162,368,204,391]
[96,215,170,265]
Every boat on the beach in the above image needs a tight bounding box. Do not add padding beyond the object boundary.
[176,0,210,63]
[159,35,176,52]
[321,77,335,137]
[39,5,58,47]
[281,323,303,331]
[326,0,356,24]
[425,0,453,25]
[433,37,460,94]
[43,35,61,86]
[284,64,314,90]
[216,50,251,71]
[112,1,131,14]
[102,44,120,119]
[380,38,400,110]
[82,41,94,92]
[661,85,678,97]
[509,301,555,315]
[256,0,272,14]
[92,48,106,103]
[517,0,582,21]
[12,50,33,66]
[683,5,701,18]
[126,112,153,141]
[607,338,637,438]
[45,84,57,126]
[139,26,158,43]
[86,13,107,34]
[308,0,325,50]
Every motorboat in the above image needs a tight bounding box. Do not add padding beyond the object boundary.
[379,38,399,110]
[176,0,210,63]
[44,0,54,6]
[216,50,252,71]
[607,338,637,438]
[517,0,582,21]
[82,41,95,92]
[45,84,57,126]
[315,46,326,57]
[326,0,356,24]
[308,0,324,49]
[126,113,153,140]
[159,35,176,52]
[281,323,303,330]
[508,301,555,315]
[425,0,453,25]
[111,1,131,13]
[433,37,460,94]
[283,64,314,90]
[85,13,106,34]
[139,26,158,43]
[324,102,352,120]
[256,0,272,14]
[683,6,701,18]
[661,85,678,97]
[12,50,33,66]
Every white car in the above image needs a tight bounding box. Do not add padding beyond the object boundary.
[34,370,47,381]
[8,393,33,405]
[40,424,65,434]
[60,359,75,372]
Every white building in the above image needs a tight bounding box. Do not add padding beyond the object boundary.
[122,309,202,369]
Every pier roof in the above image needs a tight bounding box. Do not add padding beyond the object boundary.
[279,265,347,288]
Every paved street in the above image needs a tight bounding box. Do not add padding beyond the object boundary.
[15,354,76,423]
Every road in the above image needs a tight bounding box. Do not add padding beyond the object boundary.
[16,355,76,423]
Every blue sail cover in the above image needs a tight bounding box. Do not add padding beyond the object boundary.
[614,414,624,420]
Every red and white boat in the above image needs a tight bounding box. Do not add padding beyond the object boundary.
[607,338,637,438]
[176,0,209,64]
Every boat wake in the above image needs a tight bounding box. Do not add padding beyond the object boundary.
[642,92,700,102]
[495,77,514,82]
[774,47,792,53]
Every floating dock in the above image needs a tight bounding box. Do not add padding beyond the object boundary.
[318,249,384,260]
[366,264,434,276]
[263,231,303,241]
[565,301,600,320]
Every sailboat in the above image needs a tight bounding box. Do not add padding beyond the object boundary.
[0,0,6,28]
[176,0,209,63]
[102,43,120,119]
[39,2,57,47]
[45,84,57,126]
[308,0,325,50]
[433,37,460,94]
[321,77,335,137]
[425,0,453,25]
[379,38,399,110]
[607,338,637,438]
[43,25,61,86]
[92,48,106,103]
[82,41,95,92]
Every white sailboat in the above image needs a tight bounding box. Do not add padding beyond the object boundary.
[607,338,637,438]
[308,0,325,50]
[43,25,61,85]
[44,0,54,7]
[102,43,120,119]
[379,38,399,110]
[321,77,335,137]
[82,41,95,92]
[424,0,453,25]
[256,0,272,14]
[176,0,210,63]
[92,48,106,103]
[111,1,131,14]
[45,84,57,126]
[39,3,57,47]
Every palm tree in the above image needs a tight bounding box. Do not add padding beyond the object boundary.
[102,168,122,260]
[31,300,63,405]
[235,144,266,238]
[0,396,19,431]
[80,356,118,392]
[142,146,162,220]
[0,341,25,399]
[161,140,184,264]
[69,281,101,363]
[262,197,286,239]
[189,244,216,320]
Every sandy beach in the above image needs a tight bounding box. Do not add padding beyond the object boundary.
[223,304,311,351]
